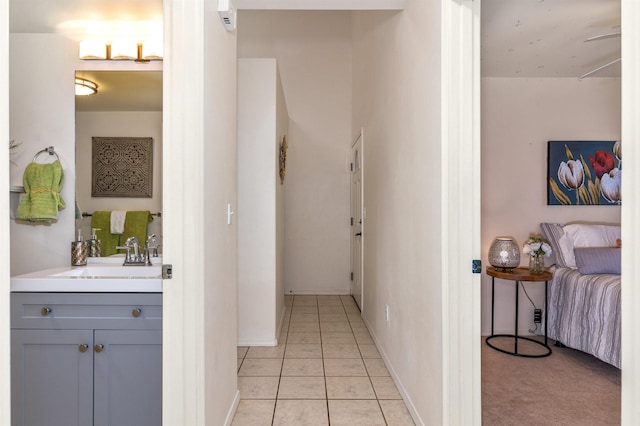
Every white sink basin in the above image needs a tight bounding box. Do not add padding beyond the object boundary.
[11,264,163,293]
[51,265,162,278]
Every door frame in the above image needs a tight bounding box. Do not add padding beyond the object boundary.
[350,129,364,310]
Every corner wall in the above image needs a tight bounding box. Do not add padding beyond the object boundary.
[237,58,287,345]
[481,77,622,335]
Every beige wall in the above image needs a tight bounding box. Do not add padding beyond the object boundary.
[352,2,443,424]
[238,11,353,295]
[10,34,77,275]
[237,58,287,345]
[481,77,622,335]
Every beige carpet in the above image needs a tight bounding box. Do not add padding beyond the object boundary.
[482,337,620,426]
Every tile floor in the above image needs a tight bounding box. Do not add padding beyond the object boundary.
[232,295,415,426]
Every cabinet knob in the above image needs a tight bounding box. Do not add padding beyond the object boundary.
[132,307,142,318]
[40,307,51,316]
[78,344,89,353]
[94,344,104,353]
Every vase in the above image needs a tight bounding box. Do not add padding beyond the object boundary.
[488,237,520,272]
[529,255,544,274]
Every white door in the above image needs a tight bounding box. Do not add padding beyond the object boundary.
[350,131,364,310]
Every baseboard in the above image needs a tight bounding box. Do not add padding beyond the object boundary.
[276,305,287,343]
[362,315,425,426]
[284,290,351,295]
[237,337,278,347]
[223,389,241,426]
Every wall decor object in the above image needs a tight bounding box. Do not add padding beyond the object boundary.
[92,137,153,198]
[279,135,288,185]
[488,237,520,272]
[547,140,621,206]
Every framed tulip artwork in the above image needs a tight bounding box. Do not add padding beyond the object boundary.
[547,140,621,206]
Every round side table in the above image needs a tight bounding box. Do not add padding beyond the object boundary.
[486,266,552,358]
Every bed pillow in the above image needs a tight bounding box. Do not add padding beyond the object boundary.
[574,247,621,275]
[540,223,566,267]
[558,224,621,268]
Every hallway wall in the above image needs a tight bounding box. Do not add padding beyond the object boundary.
[351,2,443,424]
[238,11,352,295]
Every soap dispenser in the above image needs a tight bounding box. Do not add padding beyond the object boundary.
[71,230,88,266]
[88,228,101,257]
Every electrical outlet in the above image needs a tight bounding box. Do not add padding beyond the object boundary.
[534,308,542,323]
[385,304,390,322]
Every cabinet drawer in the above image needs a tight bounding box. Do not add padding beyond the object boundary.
[11,293,162,330]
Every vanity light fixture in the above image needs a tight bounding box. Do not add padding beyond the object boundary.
[75,78,98,96]
[79,40,163,62]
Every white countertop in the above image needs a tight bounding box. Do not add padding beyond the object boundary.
[11,259,163,293]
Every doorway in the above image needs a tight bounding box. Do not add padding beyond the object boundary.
[350,130,364,310]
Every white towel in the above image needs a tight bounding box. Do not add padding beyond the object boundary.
[110,211,127,234]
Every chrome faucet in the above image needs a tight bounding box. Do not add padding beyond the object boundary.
[125,237,141,261]
[116,237,147,265]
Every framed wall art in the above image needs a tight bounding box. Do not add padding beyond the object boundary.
[547,140,621,206]
[92,137,153,198]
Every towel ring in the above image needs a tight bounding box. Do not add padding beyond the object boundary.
[32,146,60,163]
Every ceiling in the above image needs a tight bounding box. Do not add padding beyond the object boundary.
[9,0,621,112]
[481,0,620,78]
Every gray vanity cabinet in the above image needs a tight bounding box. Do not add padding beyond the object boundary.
[11,293,162,426]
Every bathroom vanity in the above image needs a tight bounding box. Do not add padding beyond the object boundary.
[10,263,163,426]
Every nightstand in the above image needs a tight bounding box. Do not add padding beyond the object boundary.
[486,266,552,358]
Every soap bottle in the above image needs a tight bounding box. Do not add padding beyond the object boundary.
[71,230,88,266]
[88,228,101,257]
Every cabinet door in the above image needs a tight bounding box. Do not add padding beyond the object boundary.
[11,329,94,426]
[93,330,162,426]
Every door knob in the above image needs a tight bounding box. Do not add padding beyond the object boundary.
[40,307,51,316]
[132,307,142,318]
[94,344,104,353]
[78,344,89,353]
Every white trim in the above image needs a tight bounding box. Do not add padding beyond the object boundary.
[362,315,425,425]
[223,391,241,426]
[162,0,206,424]
[621,0,640,423]
[0,0,10,423]
[441,0,481,424]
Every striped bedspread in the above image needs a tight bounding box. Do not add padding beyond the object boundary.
[545,267,621,369]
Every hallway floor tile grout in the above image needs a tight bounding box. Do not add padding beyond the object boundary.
[232,295,415,426]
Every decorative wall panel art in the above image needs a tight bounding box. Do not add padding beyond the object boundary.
[92,137,153,198]
[547,140,621,206]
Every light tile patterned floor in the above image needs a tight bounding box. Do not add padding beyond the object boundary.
[232,295,415,426]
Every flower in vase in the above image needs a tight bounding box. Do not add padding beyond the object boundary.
[522,233,552,258]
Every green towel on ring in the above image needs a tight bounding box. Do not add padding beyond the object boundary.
[16,160,66,222]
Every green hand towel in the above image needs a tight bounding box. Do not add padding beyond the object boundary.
[120,211,153,250]
[16,160,66,222]
[91,211,121,257]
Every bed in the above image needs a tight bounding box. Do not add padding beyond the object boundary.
[540,222,622,369]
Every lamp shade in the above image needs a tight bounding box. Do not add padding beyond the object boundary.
[488,237,520,272]
[110,41,138,60]
[79,40,107,59]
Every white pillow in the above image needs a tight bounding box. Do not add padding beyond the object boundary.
[558,224,621,268]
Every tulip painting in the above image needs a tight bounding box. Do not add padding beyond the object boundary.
[548,141,621,206]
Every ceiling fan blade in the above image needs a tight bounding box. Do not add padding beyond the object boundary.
[585,32,622,42]
[579,57,622,80]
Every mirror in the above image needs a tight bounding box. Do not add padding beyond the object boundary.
[75,71,163,255]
